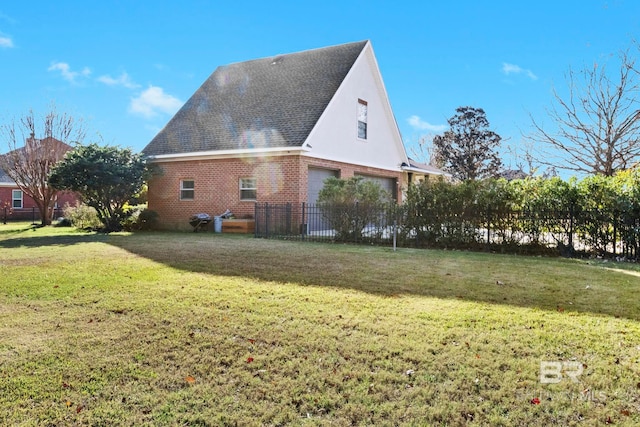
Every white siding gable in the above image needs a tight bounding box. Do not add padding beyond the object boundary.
[302,42,408,171]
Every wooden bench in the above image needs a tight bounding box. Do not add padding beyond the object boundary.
[222,219,255,234]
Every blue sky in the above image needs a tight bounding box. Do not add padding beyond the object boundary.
[1,1,639,171]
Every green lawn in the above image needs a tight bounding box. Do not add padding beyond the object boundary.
[1,223,639,426]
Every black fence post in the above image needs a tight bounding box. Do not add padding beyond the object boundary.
[301,202,306,239]
[354,201,359,244]
[613,209,618,257]
[636,216,640,260]
[3,207,6,224]
[393,208,398,251]
[569,202,575,251]
[486,205,491,250]
[254,202,258,237]
[264,202,270,238]
[286,203,292,235]
[415,208,419,248]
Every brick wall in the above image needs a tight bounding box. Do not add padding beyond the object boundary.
[0,187,78,221]
[148,154,404,230]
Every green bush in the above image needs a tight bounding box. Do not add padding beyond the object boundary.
[318,176,392,241]
[137,208,159,230]
[62,203,102,230]
[401,178,494,247]
[121,205,159,231]
[399,171,640,258]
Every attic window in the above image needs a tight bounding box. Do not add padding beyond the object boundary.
[357,99,368,140]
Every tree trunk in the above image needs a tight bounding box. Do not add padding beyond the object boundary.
[34,199,51,226]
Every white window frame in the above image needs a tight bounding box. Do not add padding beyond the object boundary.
[357,99,368,140]
[239,178,257,201]
[180,180,195,200]
[12,189,23,209]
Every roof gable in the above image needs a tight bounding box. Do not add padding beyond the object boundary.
[1,137,71,185]
[302,42,410,171]
[143,41,368,157]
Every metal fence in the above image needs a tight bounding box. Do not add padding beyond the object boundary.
[254,202,399,244]
[2,207,64,224]
[254,202,640,259]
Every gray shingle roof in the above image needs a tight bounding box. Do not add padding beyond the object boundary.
[406,158,450,176]
[1,138,70,184]
[0,167,13,184]
[143,41,368,156]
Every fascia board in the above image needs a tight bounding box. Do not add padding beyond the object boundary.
[148,146,309,163]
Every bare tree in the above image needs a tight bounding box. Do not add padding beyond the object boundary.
[530,48,640,176]
[409,134,446,168]
[0,107,84,225]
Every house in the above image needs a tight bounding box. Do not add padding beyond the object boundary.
[0,138,77,222]
[0,168,77,222]
[143,40,444,230]
[404,158,451,184]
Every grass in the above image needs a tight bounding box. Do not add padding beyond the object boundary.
[1,222,640,426]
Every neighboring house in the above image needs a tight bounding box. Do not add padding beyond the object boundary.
[0,138,77,222]
[500,169,529,181]
[404,158,451,184]
[143,40,444,230]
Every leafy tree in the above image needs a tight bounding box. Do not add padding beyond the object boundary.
[529,48,640,176]
[318,176,391,241]
[49,144,150,231]
[432,106,502,181]
[0,107,84,225]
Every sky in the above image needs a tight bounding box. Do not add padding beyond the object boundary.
[1,1,639,172]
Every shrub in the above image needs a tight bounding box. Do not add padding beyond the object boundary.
[398,171,640,258]
[401,177,488,247]
[136,208,159,230]
[121,205,159,231]
[318,176,392,241]
[62,203,102,230]
[53,217,72,227]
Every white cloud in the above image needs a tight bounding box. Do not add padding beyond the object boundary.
[48,62,91,83]
[0,36,13,48]
[0,13,17,24]
[502,62,538,80]
[407,115,447,133]
[129,86,183,118]
[97,72,140,89]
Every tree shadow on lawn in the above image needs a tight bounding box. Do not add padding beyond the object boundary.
[105,232,640,322]
[0,231,108,248]
[0,224,39,236]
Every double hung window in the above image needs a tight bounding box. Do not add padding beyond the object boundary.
[180,180,195,200]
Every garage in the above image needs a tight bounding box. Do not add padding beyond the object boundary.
[307,167,339,205]
[306,167,339,232]
[354,174,397,201]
